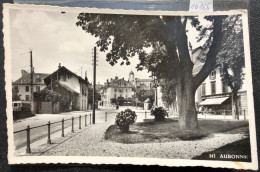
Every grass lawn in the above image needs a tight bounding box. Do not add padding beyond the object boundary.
[104,118,249,144]
[192,137,251,162]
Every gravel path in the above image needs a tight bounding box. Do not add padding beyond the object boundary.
[40,120,248,159]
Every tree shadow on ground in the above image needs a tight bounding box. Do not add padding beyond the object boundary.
[104,119,249,144]
[192,137,251,162]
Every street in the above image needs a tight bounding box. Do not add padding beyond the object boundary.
[13,106,149,150]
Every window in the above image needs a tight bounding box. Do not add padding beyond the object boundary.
[36,86,40,92]
[202,83,206,96]
[219,68,223,76]
[36,78,41,82]
[210,70,216,80]
[114,88,117,92]
[26,95,30,101]
[62,74,67,81]
[114,94,116,98]
[222,82,227,93]
[14,86,19,93]
[126,89,128,92]
[211,81,216,95]
[25,86,29,92]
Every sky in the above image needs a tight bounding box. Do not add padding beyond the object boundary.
[9,8,209,84]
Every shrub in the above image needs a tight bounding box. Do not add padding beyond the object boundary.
[150,107,168,121]
[115,109,137,133]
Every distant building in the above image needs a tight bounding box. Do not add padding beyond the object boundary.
[100,76,135,106]
[128,70,154,91]
[12,70,49,101]
[44,64,89,111]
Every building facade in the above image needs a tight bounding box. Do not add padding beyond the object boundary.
[195,67,248,114]
[128,70,154,91]
[100,76,135,106]
[44,64,89,111]
[12,70,49,101]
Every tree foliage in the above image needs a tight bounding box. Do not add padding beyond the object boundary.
[76,13,223,94]
[217,15,244,91]
[88,86,101,104]
[136,89,154,103]
[34,81,72,112]
[12,87,21,101]
[76,13,227,129]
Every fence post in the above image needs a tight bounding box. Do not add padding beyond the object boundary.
[47,121,51,144]
[71,116,74,133]
[79,115,81,129]
[105,112,107,122]
[244,109,246,120]
[224,109,226,120]
[90,113,92,124]
[26,125,31,153]
[145,111,147,119]
[85,114,87,127]
[61,118,64,137]
[204,111,206,118]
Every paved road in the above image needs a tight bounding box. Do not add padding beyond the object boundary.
[13,106,149,150]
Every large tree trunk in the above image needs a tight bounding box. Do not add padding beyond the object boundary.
[231,89,240,120]
[177,74,198,130]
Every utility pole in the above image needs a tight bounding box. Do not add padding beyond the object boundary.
[30,50,34,115]
[92,47,97,124]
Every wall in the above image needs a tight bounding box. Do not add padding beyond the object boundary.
[13,84,46,101]
[59,74,80,93]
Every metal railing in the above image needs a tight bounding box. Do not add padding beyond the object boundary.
[14,108,246,154]
[198,109,247,120]
[14,113,96,154]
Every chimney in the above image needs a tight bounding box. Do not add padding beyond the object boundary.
[85,70,88,81]
[21,70,27,76]
[58,63,61,68]
[115,76,118,80]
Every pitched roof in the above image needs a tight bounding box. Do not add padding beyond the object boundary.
[101,78,134,91]
[44,66,89,86]
[13,73,49,85]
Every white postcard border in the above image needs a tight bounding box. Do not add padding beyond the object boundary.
[3,3,258,170]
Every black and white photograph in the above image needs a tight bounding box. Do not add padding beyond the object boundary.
[3,4,258,170]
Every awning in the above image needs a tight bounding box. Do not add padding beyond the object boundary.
[199,97,229,106]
